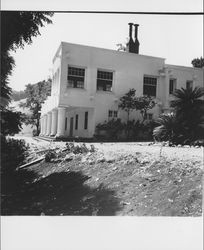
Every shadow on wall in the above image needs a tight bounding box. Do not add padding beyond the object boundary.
[1,170,122,216]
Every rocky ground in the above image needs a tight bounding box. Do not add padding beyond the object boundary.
[1,136,203,216]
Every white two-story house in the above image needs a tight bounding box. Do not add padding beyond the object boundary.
[40,23,203,139]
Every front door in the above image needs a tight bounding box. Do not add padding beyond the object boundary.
[69,117,74,137]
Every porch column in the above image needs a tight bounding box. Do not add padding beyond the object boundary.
[43,115,48,135]
[56,107,66,137]
[46,112,52,136]
[89,108,96,137]
[40,117,43,135]
[42,116,46,135]
[51,109,58,136]
[164,67,170,110]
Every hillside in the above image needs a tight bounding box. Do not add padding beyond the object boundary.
[1,139,202,216]
[11,90,27,101]
[9,99,33,136]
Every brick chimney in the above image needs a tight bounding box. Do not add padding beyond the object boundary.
[126,23,140,54]
[127,23,135,53]
[134,24,140,54]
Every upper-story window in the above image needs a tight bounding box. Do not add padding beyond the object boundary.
[67,66,85,89]
[169,78,177,94]
[97,70,113,92]
[143,76,157,97]
[186,80,193,89]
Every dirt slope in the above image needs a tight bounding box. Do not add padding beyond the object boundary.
[1,139,203,216]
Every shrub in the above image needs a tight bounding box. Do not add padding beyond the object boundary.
[1,137,29,174]
[170,87,204,141]
[123,120,156,141]
[153,113,184,144]
[96,119,124,140]
[95,118,156,141]
[192,139,204,147]
[32,129,38,137]
[0,109,23,136]
[153,87,204,145]
[44,150,57,162]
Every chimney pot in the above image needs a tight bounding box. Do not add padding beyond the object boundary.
[134,23,140,54]
[128,23,134,38]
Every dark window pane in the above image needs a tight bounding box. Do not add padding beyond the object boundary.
[75,114,78,130]
[169,79,177,94]
[169,79,174,94]
[84,112,88,129]
[186,81,193,89]
[143,85,156,96]
[68,66,85,88]
[108,110,113,117]
[144,77,157,86]
[143,76,157,97]
[65,117,67,130]
[97,70,113,92]
[114,111,118,117]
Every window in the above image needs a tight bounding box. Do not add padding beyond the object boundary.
[75,114,78,130]
[67,66,85,88]
[108,110,113,117]
[65,117,68,130]
[97,70,113,91]
[108,110,118,118]
[84,112,88,129]
[186,80,193,89]
[113,111,118,118]
[169,79,177,94]
[143,76,157,97]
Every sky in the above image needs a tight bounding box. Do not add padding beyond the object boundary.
[2,0,203,92]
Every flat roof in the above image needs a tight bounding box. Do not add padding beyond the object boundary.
[60,41,166,61]
[166,64,204,71]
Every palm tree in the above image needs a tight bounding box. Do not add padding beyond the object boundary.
[153,113,183,143]
[171,87,204,113]
[170,87,204,140]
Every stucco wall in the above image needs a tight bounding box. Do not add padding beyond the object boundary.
[59,42,166,125]
[40,41,204,138]
[165,65,204,105]
[64,107,95,138]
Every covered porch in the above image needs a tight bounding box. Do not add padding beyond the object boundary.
[40,106,95,139]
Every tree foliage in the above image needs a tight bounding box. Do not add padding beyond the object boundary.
[20,79,51,135]
[96,119,124,140]
[1,108,24,136]
[154,87,204,144]
[119,88,137,121]
[135,96,156,123]
[1,11,53,106]
[191,57,204,68]
[119,89,156,123]
[1,11,53,137]
[1,137,29,174]
[0,52,14,108]
[170,87,204,140]
[118,89,156,139]
[1,11,53,53]
[153,113,183,143]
